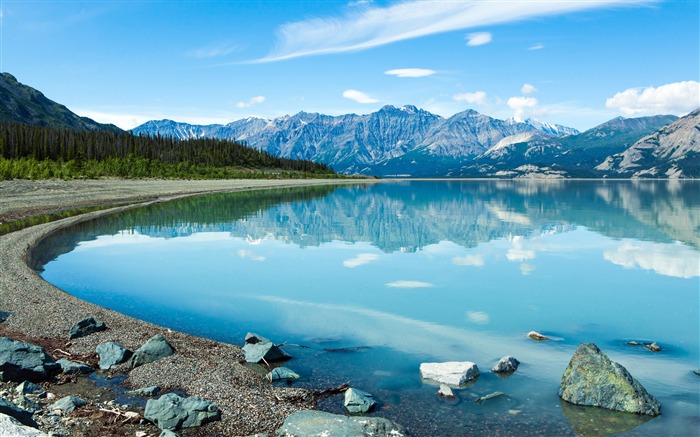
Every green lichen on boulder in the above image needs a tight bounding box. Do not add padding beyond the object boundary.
[559,343,660,416]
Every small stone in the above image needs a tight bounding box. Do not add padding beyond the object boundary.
[694,369,700,376]
[475,391,505,403]
[48,396,87,415]
[645,342,662,352]
[158,430,179,437]
[127,386,161,397]
[437,384,455,398]
[130,335,174,368]
[266,367,300,381]
[96,342,133,370]
[68,317,106,340]
[627,341,641,346]
[16,381,46,398]
[15,395,42,414]
[0,311,12,323]
[45,393,55,400]
[528,331,549,341]
[135,430,148,437]
[492,356,520,373]
[56,358,93,375]
[343,388,377,414]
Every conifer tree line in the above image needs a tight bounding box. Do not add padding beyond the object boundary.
[0,121,336,179]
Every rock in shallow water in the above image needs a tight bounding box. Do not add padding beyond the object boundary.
[275,410,406,437]
[559,343,660,416]
[420,361,479,386]
[0,337,59,382]
[145,393,220,431]
[528,331,549,341]
[492,356,520,373]
[344,387,377,414]
[242,333,291,363]
[266,366,299,381]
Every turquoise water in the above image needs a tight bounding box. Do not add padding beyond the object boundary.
[36,180,700,436]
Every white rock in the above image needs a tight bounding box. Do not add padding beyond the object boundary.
[420,361,480,386]
[437,384,455,398]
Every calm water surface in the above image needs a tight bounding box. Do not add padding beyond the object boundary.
[36,180,700,436]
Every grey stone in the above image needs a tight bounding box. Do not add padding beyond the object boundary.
[127,386,161,397]
[130,334,174,368]
[0,413,49,436]
[144,393,220,431]
[56,358,93,375]
[16,381,46,398]
[0,311,11,323]
[96,341,133,370]
[266,367,300,381]
[48,396,87,415]
[559,343,661,416]
[275,410,406,437]
[645,342,662,352]
[15,396,42,414]
[492,356,520,373]
[528,331,549,341]
[344,387,377,414]
[694,369,700,376]
[0,398,37,427]
[0,337,59,382]
[68,317,106,340]
[475,391,505,403]
[159,430,179,437]
[242,333,291,364]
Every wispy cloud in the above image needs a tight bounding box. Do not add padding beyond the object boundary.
[454,91,487,105]
[466,311,490,324]
[237,249,266,262]
[452,254,485,267]
[343,253,379,268]
[386,280,434,288]
[605,81,700,116]
[466,31,492,46]
[385,68,436,78]
[254,0,653,62]
[236,96,266,108]
[187,42,241,59]
[528,43,545,51]
[343,89,379,104]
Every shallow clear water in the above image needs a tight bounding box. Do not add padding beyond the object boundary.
[36,180,700,436]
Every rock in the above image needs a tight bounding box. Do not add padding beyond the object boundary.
[0,398,38,427]
[344,388,377,414]
[645,342,662,352]
[0,311,11,323]
[0,413,49,436]
[48,396,87,415]
[127,386,161,397]
[419,361,480,386]
[528,331,549,341]
[437,384,455,398]
[475,391,505,403]
[15,396,42,414]
[96,341,133,369]
[56,358,93,375]
[559,343,661,416]
[242,333,291,363]
[492,356,520,373]
[627,341,641,346]
[0,337,60,382]
[159,430,180,437]
[67,317,106,340]
[16,381,46,398]
[266,367,300,381]
[561,400,654,437]
[694,369,700,376]
[275,410,406,437]
[144,393,220,431]
[130,334,174,368]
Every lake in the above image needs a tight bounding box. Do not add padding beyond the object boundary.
[35,180,700,436]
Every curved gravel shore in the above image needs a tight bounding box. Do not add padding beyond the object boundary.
[0,178,372,436]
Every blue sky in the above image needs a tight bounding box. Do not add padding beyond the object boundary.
[1,0,698,131]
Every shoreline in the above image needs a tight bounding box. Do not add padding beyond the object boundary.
[0,178,373,436]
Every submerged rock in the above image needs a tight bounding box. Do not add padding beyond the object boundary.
[420,361,480,386]
[266,367,300,381]
[0,337,59,382]
[528,331,549,341]
[344,388,377,414]
[559,343,660,416]
[275,410,406,437]
[475,391,505,403]
[68,317,106,340]
[0,398,37,427]
[492,356,520,373]
[145,393,220,431]
[96,341,133,369]
[561,400,655,437]
[242,333,291,364]
[130,334,174,368]
[56,358,93,375]
[48,396,87,415]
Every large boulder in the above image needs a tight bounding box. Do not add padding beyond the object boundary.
[343,388,377,414]
[145,393,220,431]
[559,343,661,416]
[68,317,106,340]
[275,410,406,437]
[130,334,174,368]
[96,341,132,369]
[0,337,59,382]
[419,361,480,386]
[242,333,291,363]
[0,398,37,427]
[0,413,48,436]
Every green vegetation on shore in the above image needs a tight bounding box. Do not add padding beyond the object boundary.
[0,121,339,180]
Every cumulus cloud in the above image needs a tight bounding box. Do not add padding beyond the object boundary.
[236,96,266,108]
[603,240,699,278]
[343,253,379,268]
[521,83,538,95]
[343,89,379,104]
[453,91,487,105]
[605,81,700,116]
[386,280,434,288]
[237,249,266,262]
[385,68,436,78]
[452,254,485,267]
[255,0,650,62]
[507,96,538,121]
[466,32,492,46]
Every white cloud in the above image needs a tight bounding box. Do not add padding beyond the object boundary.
[520,263,536,275]
[605,81,700,116]
[466,32,492,46]
[452,254,485,267]
[237,249,266,262]
[236,96,266,108]
[255,0,652,62]
[453,91,487,105]
[604,240,699,279]
[385,68,436,78]
[528,43,544,50]
[466,311,490,324]
[507,96,538,121]
[521,83,538,95]
[386,280,434,288]
[343,253,379,268]
[507,248,536,262]
[186,42,241,58]
[343,89,379,104]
